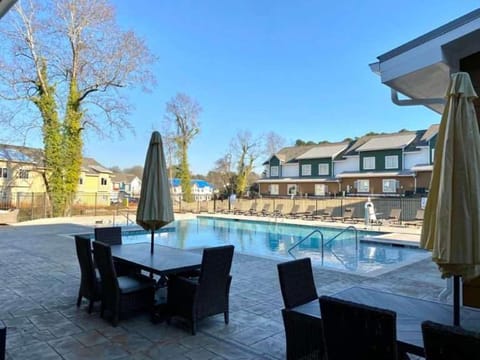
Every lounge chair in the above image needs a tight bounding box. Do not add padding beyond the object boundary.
[422,320,480,360]
[319,296,400,360]
[269,203,284,217]
[301,205,317,220]
[314,207,334,221]
[387,208,402,225]
[405,209,424,227]
[259,203,271,216]
[236,203,256,215]
[341,207,358,223]
[285,204,301,218]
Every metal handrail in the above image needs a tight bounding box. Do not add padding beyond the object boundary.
[288,226,359,269]
[288,229,324,258]
[323,225,358,250]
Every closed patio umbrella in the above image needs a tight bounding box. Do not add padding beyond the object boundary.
[136,131,174,254]
[420,72,480,326]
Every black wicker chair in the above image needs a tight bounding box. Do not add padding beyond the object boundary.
[94,227,139,276]
[0,326,5,360]
[92,241,156,326]
[277,258,318,308]
[422,320,480,359]
[167,245,234,335]
[74,235,102,313]
[277,258,324,360]
[319,295,399,360]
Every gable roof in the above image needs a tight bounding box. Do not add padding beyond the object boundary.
[263,145,319,165]
[0,144,43,164]
[421,124,440,142]
[296,142,350,160]
[112,173,138,183]
[356,132,417,152]
[82,157,112,175]
[170,178,213,188]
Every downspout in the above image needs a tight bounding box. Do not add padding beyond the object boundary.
[391,89,445,106]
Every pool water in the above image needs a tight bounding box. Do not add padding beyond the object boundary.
[123,217,429,276]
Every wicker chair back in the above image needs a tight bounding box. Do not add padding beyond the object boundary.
[277,258,318,308]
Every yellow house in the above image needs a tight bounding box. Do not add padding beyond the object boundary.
[75,157,114,207]
[0,145,46,208]
[0,144,114,208]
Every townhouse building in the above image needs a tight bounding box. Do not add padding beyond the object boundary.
[111,173,142,202]
[258,125,438,197]
[170,178,214,202]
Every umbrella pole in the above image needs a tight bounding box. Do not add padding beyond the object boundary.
[453,275,461,326]
[151,229,154,255]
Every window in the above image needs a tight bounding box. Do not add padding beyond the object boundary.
[431,148,435,163]
[356,179,370,193]
[315,184,327,196]
[363,157,375,170]
[287,184,297,195]
[301,164,312,176]
[269,184,279,195]
[385,155,399,169]
[383,179,398,193]
[0,168,7,178]
[318,163,329,175]
[79,178,83,185]
[101,178,107,186]
[270,166,279,177]
[18,169,29,179]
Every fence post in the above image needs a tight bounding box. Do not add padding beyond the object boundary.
[31,192,34,220]
[94,193,97,216]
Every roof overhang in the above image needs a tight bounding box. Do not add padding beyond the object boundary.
[0,0,17,19]
[337,171,414,178]
[257,177,339,183]
[370,8,480,114]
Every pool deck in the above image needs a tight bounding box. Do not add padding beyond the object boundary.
[0,214,442,359]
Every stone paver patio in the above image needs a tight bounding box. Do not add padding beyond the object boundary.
[0,216,448,359]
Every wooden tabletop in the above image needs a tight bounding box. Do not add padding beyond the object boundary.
[111,243,202,276]
[290,286,480,356]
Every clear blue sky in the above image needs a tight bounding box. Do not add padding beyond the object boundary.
[83,1,479,174]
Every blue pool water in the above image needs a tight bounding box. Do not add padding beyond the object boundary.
[123,217,429,275]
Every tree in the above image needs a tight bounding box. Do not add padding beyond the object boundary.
[265,131,287,156]
[164,93,202,202]
[231,131,262,197]
[0,0,155,216]
[123,165,143,179]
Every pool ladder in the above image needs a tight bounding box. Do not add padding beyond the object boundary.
[288,226,359,268]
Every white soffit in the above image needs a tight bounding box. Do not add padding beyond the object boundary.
[370,9,480,114]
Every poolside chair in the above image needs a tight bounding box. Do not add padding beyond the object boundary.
[75,235,102,314]
[92,241,156,327]
[422,320,480,359]
[315,207,334,221]
[94,227,139,276]
[277,258,324,359]
[387,208,402,225]
[341,207,357,223]
[244,202,257,215]
[167,245,234,335]
[259,203,271,216]
[405,209,424,227]
[269,203,284,217]
[285,204,301,218]
[319,295,399,360]
[300,205,316,220]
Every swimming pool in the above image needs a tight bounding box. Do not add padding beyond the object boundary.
[123,217,429,276]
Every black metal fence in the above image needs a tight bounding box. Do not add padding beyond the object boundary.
[1,192,426,223]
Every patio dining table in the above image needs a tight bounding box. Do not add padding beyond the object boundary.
[290,286,480,356]
[110,243,202,276]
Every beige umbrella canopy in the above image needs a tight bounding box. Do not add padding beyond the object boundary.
[136,131,174,254]
[420,72,480,325]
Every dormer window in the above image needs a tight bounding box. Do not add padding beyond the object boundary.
[363,157,375,170]
[385,155,399,169]
[270,166,279,177]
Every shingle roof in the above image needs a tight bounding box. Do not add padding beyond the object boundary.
[112,173,138,183]
[82,157,112,174]
[0,144,43,164]
[421,124,440,142]
[296,142,350,160]
[356,133,416,152]
[273,145,316,163]
[170,178,213,188]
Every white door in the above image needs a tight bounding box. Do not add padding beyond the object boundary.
[315,184,326,196]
